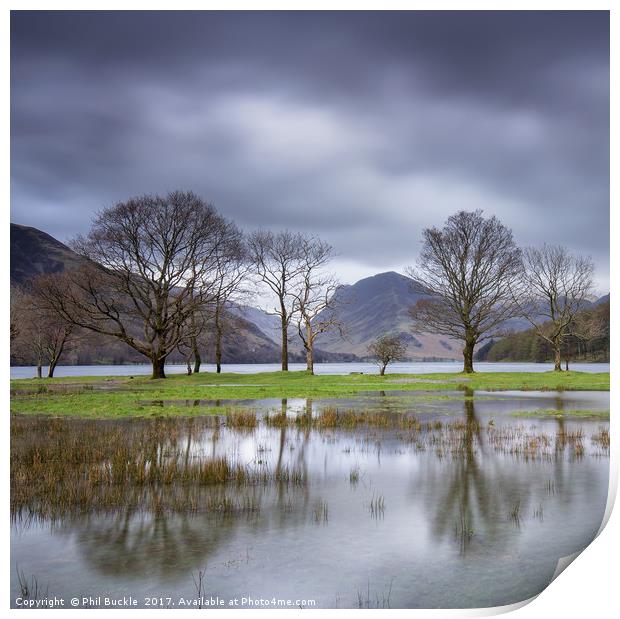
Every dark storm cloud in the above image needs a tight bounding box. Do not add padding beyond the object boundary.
[10,10,610,289]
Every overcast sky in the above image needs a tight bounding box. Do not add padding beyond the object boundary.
[10,11,610,291]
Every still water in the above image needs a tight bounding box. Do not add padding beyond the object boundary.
[10,361,610,379]
[11,391,609,609]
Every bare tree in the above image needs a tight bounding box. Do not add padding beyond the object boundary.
[176,337,195,375]
[367,334,407,376]
[12,278,76,378]
[183,220,248,374]
[577,299,610,362]
[35,191,234,379]
[561,305,607,371]
[292,236,342,374]
[408,210,522,373]
[10,285,24,345]
[187,308,209,375]
[517,245,594,371]
[211,228,250,374]
[247,230,305,371]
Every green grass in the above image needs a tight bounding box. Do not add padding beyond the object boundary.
[10,370,609,418]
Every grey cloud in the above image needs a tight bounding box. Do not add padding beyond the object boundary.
[10,10,609,290]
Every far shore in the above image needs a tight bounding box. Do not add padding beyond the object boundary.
[9,359,610,380]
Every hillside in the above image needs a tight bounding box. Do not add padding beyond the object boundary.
[10,223,361,365]
[315,271,462,360]
[20,224,587,365]
[230,305,281,343]
[10,223,85,284]
[476,300,610,363]
[10,223,283,365]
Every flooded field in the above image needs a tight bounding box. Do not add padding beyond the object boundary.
[10,391,609,609]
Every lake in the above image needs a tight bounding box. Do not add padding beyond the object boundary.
[10,390,609,609]
[9,361,610,380]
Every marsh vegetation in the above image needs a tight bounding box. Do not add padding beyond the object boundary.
[11,389,609,608]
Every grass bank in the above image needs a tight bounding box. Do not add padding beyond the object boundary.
[9,369,609,418]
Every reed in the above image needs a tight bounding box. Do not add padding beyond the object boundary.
[226,410,258,429]
[454,510,475,552]
[10,417,306,521]
[369,493,385,518]
[313,499,329,523]
[591,428,610,450]
[509,501,521,526]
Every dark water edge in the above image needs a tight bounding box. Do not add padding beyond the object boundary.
[11,392,609,609]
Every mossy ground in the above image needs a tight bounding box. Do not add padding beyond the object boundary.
[9,369,609,418]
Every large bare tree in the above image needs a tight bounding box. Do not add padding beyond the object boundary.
[408,210,522,373]
[36,191,234,379]
[247,230,305,371]
[292,236,342,375]
[517,245,594,371]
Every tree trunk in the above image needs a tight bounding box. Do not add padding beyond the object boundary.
[553,345,562,372]
[305,322,314,374]
[188,305,201,374]
[463,339,475,374]
[280,313,289,372]
[276,425,286,478]
[192,336,201,374]
[36,363,42,379]
[151,356,166,379]
[47,335,67,378]
[215,327,223,374]
[48,360,57,378]
[380,364,386,376]
[306,348,314,375]
[215,305,223,374]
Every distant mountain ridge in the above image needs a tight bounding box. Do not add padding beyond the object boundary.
[233,272,465,360]
[315,271,462,360]
[230,305,281,343]
[11,223,607,365]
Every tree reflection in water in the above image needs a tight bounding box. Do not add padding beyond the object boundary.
[10,396,608,602]
[418,397,605,556]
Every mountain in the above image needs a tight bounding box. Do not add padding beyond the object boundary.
[22,223,597,365]
[10,223,282,365]
[10,223,85,284]
[234,271,465,361]
[315,271,462,360]
[230,305,281,344]
[595,293,610,306]
[9,224,466,363]
[497,294,608,336]
[10,223,357,365]
[228,305,359,362]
